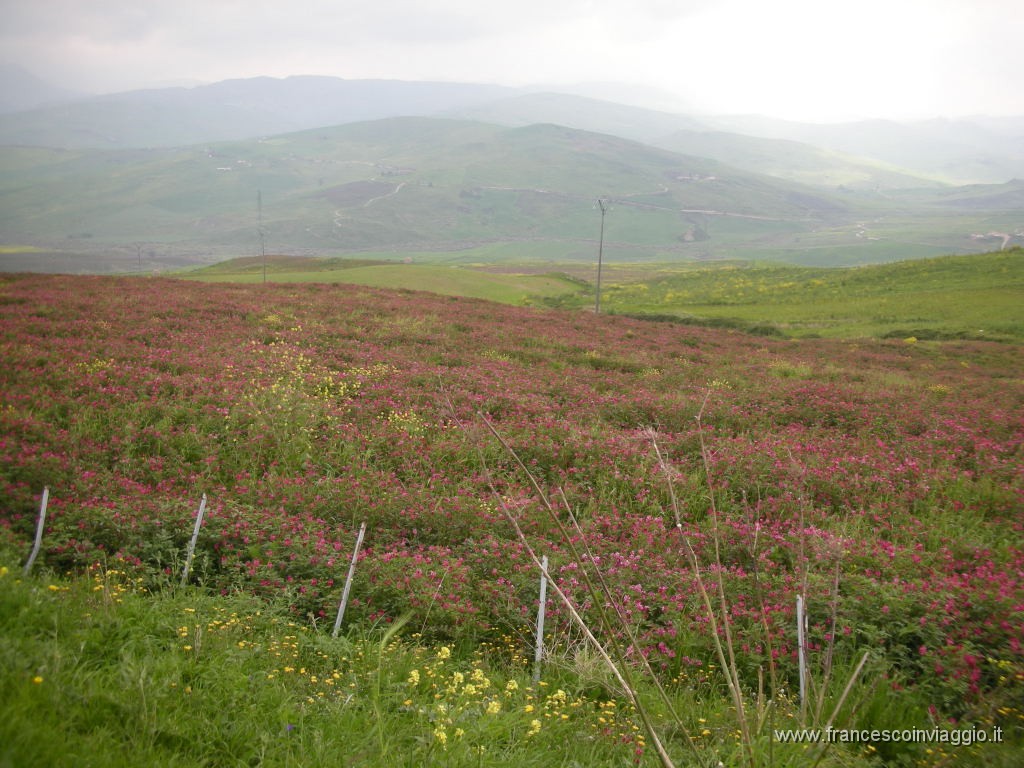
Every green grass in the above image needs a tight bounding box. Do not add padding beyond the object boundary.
[184,257,587,304]
[181,250,1024,341]
[554,250,1024,341]
[8,559,1008,768]
[0,562,626,768]
[0,245,43,254]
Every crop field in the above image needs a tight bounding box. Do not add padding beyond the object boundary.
[1,273,1021,766]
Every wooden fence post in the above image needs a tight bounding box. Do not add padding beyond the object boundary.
[533,555,549,683]
[332,521,367,638]
[22,487,49,576]
[180,494,208,586]
[797,594,808,715]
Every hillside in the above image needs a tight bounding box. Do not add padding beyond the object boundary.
[702,114,1024,185]
[1,273,1021,766]
[651,129,941,190]
[183,250,1024,343]
[3,75,1020,189]
[2,76,1022,272]
[186,255,587,304]
[446,91,707,143]
[554,249,1024,340]
[0,116,860,268]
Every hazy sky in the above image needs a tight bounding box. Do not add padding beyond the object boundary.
[2,0,1021,121]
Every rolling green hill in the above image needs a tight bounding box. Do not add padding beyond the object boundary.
[1,115,1019,273]
[0,116,856,264]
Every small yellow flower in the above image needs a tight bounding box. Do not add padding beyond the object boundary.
[437,646,451,660]
[527,719,542,737]
[407,669,420,685]
[32,676,43,684]
[485,700,501,715]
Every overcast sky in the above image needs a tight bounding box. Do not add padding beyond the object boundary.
[2,0,1021,122]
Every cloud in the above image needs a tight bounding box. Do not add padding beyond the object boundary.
[1,0,714,47]
[1,0,1021,118]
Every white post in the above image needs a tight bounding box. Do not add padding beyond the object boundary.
[796,594,808,713]
[23,487,49,576]
[533,555,549,683]
[180,494,208,586]
[333,521,367,638]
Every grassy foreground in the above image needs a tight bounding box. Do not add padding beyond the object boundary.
[2,563,1016,768]
[6,563,663,768]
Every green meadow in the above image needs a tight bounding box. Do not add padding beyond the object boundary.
[185,256,586,305]
[187,249,1024,341]
[570,250,1024,340]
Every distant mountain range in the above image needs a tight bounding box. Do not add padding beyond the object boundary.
[1,70,1022,272]
[0,72,517,148]
[0,63,85,113]
[2,70,1023,185]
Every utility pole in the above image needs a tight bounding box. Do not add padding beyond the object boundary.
[258,189,266,285]
[595,198,608,314]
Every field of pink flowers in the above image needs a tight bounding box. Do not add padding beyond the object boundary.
[1,273,1021,730]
